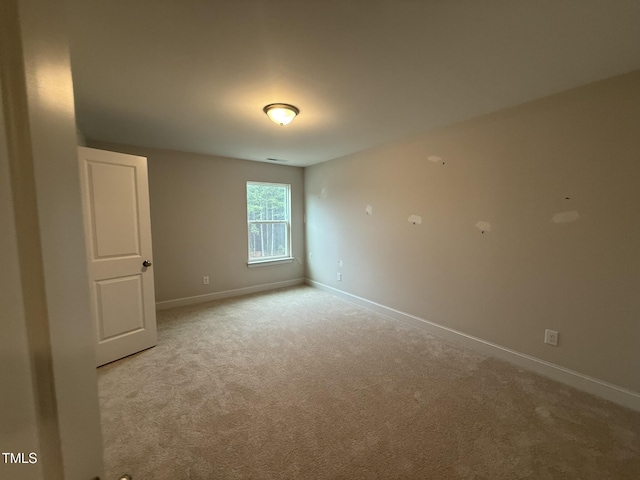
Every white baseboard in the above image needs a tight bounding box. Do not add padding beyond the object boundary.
[306,279,640,412]
[156,278,305,311]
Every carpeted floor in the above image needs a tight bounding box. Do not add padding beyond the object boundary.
[98,285,640,479]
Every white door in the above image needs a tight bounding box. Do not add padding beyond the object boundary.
[78,147,157,366]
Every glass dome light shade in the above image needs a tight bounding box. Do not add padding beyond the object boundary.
[263,103,300,126]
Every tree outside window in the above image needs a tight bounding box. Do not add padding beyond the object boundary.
[247,182,291,262]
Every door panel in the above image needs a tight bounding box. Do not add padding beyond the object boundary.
[79,147,157,366]
[95,276,144,340]
[87,161,140,258]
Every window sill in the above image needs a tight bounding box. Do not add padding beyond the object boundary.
[247,257,295,268]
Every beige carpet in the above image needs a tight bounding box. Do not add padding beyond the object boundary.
[98,286,640,479]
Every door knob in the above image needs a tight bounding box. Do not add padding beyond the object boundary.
[142,260,152,267]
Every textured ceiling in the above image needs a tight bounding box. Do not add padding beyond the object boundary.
[67,0,640,167]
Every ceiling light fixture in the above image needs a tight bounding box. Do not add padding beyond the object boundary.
[263,103,299,126]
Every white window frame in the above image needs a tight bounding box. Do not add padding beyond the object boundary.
[246,181,293,266]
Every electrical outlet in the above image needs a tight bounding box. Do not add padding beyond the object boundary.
[544,329,559,346]
[337,272,342,281]
[202,276,209,285]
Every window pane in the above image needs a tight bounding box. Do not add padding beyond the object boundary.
[247,184,288,221]
[247,182,291,262]
[248,223,287,259]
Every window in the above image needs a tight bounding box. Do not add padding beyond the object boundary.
[246,182,291,264]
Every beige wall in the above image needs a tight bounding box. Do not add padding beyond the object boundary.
[76,125,86,146]
[0,55,43,480]
[1,0,104,478]
[305,71,640,394]
[88,142,305,303]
